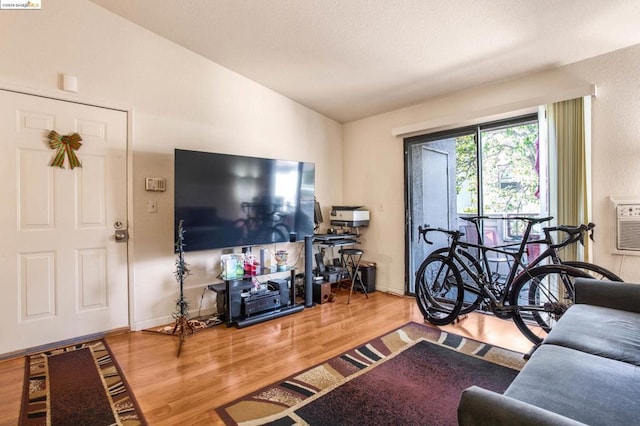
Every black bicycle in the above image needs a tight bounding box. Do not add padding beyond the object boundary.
[415,216,621,343]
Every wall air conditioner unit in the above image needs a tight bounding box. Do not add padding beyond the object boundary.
[614,201,640,252]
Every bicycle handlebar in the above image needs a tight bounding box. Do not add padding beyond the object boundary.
[543,222,595,249]
[417,225,462,245]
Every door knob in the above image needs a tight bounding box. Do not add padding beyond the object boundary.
[115,229,129,242]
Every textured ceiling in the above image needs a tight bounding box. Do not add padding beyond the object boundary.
[90,0,640,123]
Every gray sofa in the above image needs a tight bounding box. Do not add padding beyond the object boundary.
[458,278,640,426]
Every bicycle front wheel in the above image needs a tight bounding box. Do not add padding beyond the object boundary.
[415,254,464,326]
[562,261,623,281]
[509,265,591,344]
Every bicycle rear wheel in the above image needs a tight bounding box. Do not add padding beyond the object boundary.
[430,247,483,314]
[415,254,464,325]
[562,261,622,281]
[509,265,591,344]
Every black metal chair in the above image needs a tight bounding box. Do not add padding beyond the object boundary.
[339,248,369,304]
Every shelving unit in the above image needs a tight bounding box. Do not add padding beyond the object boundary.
[208,268,302,328]
[308,233,360,303]
[207,234,363,327]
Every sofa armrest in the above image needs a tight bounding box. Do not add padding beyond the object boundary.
[458,386,587,426]
[574,278,640,313]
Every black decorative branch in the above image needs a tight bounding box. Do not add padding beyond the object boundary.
[173,220,191,319]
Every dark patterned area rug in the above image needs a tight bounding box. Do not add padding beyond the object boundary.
[20,339,147,425]
[216,322,525,425]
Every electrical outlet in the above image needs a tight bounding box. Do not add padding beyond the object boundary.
[148,200,157,213]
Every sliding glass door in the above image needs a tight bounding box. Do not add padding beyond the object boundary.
[405,114,543,294]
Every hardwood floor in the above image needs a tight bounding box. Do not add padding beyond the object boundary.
[0,291,534,425]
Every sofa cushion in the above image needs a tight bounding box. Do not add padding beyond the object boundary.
[505,344,640,426]
[458,386,588,425]
[544,304,640,366]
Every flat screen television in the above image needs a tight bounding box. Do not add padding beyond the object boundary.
[174,149,315,251]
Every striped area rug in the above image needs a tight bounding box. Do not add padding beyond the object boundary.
[20,339,146,425]
[216,322,526,425]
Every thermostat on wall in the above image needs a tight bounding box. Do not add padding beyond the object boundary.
[145,177,166,192]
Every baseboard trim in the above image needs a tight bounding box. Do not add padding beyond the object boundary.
[0,326,130,362]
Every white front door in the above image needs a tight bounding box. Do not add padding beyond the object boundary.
[0,90,129,355]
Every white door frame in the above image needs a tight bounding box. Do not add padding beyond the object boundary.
[0,81,136,337]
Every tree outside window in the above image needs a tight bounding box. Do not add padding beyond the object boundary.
[456,123,539,217]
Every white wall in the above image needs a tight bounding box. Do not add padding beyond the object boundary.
[0,0,343,330]
[344,43,640,293]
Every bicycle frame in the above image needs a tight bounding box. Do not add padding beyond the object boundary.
[455,217,551,307]
[470,219,600,285]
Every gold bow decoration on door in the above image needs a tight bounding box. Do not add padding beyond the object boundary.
[47,130,83,169]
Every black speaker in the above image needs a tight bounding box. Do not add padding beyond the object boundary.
[216,289,242,321]
[216,291,226,318]
[305,236,313,307]
[279,282,290,307]
[315,252,326,272]
[313,282,332,304]
[229,292,243,319]
[224,280,253,320]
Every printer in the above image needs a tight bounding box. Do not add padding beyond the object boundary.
[330,206,370,227]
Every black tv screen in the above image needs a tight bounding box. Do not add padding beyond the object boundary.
[174,149,315,251]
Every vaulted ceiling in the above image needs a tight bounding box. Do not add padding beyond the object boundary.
[90,0,640,123]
